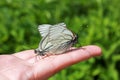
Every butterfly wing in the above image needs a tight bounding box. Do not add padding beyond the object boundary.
[39,23,75,55]
[38,23,67,50]
[38,24,51,37]
[49,23,73,40]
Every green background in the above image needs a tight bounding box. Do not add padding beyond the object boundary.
[0,0,120,80]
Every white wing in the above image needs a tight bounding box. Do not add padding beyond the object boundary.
[38,24,51,37]
[49,23,73,40]
[39,23,75,54]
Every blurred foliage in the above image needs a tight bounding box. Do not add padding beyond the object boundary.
[0,0,120,80]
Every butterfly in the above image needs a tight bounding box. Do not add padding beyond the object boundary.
[34,23,78,56]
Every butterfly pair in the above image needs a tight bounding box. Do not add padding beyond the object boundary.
[35,23,78,56]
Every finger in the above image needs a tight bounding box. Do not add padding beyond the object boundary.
[26,47,77,63]
[12,47,76,61]
[13,50,36,60]
[32,45,101,79]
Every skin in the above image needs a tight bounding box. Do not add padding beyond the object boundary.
[0,45,101,80]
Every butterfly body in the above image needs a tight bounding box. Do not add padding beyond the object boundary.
[35,23,77,56]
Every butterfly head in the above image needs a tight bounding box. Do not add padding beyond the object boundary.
[72,34,78,45]
[34,49,45,56]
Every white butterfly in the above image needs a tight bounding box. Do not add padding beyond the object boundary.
[35,23,77,56]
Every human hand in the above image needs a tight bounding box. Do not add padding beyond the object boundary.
[0,45,101,80]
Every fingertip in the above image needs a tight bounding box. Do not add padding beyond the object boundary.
[81,45,102,57]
